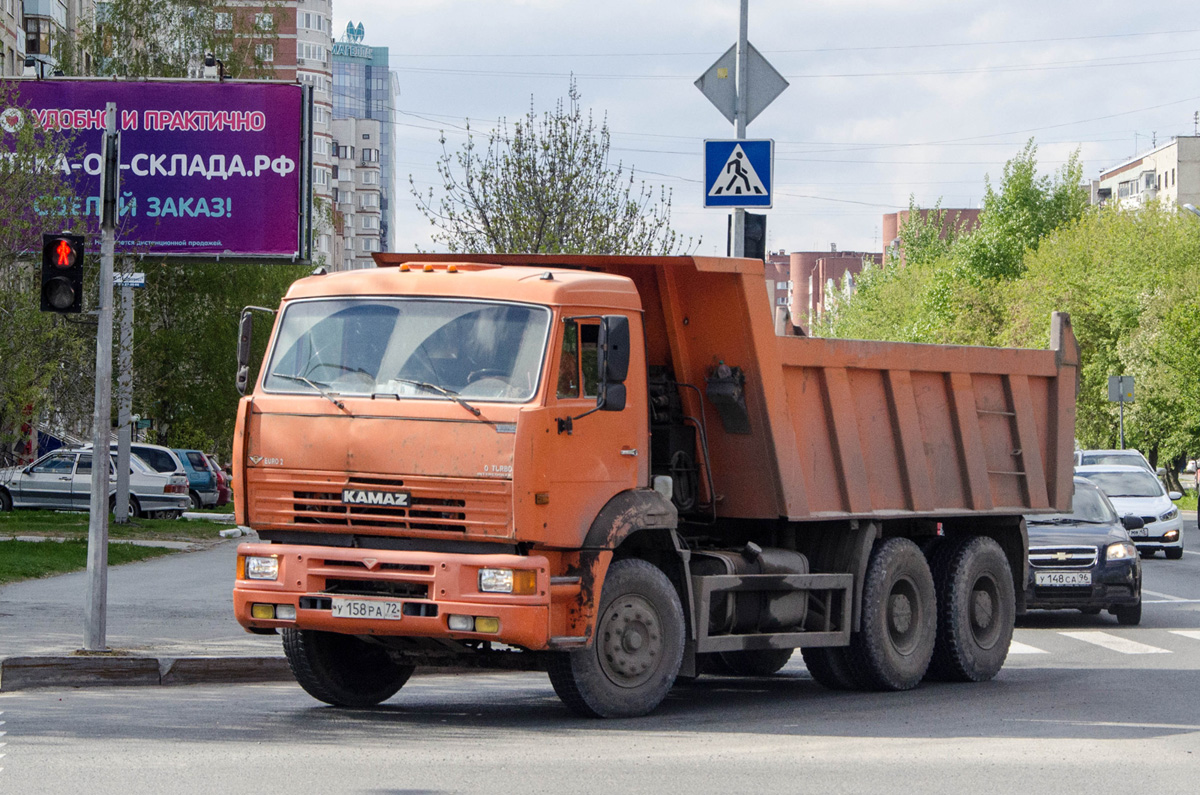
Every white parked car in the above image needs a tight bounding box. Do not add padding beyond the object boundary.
[1075,449,1154,472]
[1074,464,1184,559]
[0,448,190,518]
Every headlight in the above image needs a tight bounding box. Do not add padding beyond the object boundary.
[1161,507,1179,522]
[1106,542,1137,561]
[245,555,280,580]
[478,568,537,595]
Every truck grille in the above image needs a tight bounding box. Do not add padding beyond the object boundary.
[1028,546,1098,568]
[248,471,512,539]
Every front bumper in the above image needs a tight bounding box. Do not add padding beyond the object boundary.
[233,542,552,650]
[1128,516,1183,551]
[1025,560,1141,611]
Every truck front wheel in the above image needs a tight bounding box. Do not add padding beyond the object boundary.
[850,537,937,691]
[547,559,685,718]
[282,629,414,707]
[927,536,1014,682]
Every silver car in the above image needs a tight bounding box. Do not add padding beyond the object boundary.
[0,449,190,518]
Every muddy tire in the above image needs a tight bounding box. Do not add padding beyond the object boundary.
[927,536,1014,683]
[547,559,685,718]
[849,537,937,691]
[0,488,11,512]
[282,629,414,708]
[718,648,794,677]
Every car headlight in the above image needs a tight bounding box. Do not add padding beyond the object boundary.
[478,568,537,595]
[1106,542,1137,561]
[244,555,279,580]
[1160,507,1179,522]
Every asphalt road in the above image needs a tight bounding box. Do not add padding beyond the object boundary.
[3,521,1199,794]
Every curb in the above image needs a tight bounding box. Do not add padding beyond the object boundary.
[0,655,292,692]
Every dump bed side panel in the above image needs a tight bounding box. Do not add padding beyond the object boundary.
[775,330,1076,520]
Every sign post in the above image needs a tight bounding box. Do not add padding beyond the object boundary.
[1107,375,1135,450]
[695,0,787,257]
[113,273,146,523]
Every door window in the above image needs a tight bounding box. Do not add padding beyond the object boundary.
[556,321,600,400]
[31,454,74,474]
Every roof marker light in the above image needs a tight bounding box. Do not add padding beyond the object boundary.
[424,263,435,272]
[399,263,410,272]
[447,264,458,273]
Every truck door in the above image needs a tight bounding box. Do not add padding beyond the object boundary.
[535,317,645,543]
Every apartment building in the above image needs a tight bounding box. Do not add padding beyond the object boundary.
[6,0,96,77]
[1092,136,1200,210]
[330,114,383,270]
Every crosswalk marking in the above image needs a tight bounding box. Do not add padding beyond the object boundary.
[1059,631,1171,655]
[1007,640,1047,654]
[1169,630,1200,642]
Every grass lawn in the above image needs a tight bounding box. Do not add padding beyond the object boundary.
[0,509,235,543]
[1175,490,1198,511]
[0,539,176,585]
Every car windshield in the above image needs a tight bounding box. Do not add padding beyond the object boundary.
[263,298,551,402]
[1077,470,1164,498]
[1027,483,1116,525]
[1079,452,1149,469]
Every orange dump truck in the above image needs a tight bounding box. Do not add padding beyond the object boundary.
[232,253,1078,717]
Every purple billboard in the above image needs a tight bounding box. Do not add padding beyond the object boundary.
[1,79,310,260]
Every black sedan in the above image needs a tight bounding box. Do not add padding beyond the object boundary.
[1024,477,1143,625]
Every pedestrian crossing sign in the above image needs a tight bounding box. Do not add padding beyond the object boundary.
[704,139,773,208]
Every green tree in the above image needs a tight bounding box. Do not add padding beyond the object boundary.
[69,0,280,79]
[412,81,693,255]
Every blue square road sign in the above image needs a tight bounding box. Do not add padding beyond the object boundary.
[704,139,773,208]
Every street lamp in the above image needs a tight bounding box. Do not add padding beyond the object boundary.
[1182,203,1200,219]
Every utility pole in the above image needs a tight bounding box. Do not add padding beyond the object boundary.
[114,283,133,523]
[85,102,119,652]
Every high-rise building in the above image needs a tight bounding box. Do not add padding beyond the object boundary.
[333,23,398,255]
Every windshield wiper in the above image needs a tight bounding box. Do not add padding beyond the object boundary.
[270,372,349,414]
[382,378,482,417]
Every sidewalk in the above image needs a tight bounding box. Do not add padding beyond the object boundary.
[0,537,290,691]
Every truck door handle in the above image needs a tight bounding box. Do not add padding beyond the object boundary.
[620,449,638,457]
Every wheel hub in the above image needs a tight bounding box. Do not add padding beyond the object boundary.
[969,575,1002,649]
[886,578,921,654]
[598,594,662,688]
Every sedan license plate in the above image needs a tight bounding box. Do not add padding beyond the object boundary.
[331,598,403,620]
[1129,526,1148,538]
[1035,570,1092,587]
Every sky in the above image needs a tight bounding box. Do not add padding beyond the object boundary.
[333,0,1200,257]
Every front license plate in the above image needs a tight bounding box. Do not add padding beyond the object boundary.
[331,598,403,620]
[1035,570,1092,587]
[1129,527,1148,537]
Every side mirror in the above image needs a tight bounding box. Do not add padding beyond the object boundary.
[236,310,253,395]
[1169,491,1183,501]
[1122,515,1145,531]
[597,315,629,413]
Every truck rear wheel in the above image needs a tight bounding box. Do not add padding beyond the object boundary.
[927,536,1014,682]
[718,648,793,676]
[801,647,869,690]
[850,537,937,691]
[282,628,414,708]
[547,559,685,718]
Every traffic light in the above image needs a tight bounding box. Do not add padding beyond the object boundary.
[725,212,767,260]
[40,233,84,313]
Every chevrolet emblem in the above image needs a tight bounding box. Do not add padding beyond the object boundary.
[1054,552,1068,561]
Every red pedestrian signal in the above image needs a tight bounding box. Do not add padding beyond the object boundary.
[55,238,75,267]
[41,233,85,313]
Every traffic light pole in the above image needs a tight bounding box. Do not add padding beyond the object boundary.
[84,102,119,652]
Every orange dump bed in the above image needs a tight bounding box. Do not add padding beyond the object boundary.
[375,253,1079,523]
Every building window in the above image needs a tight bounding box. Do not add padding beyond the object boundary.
[361,193,378,208]
[255,13,274,31]
[361,238,379,252]
[256,44,274,62]
[314,168,330,187]
[361,171,379,185]
[362,133,371,140]
[361,216,378,230]
[214,12,232,30]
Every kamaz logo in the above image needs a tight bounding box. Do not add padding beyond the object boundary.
[342,489,410,507]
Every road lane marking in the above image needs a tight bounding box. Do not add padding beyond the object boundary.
[1143,590,1188,601]
[1183,550,1200,557]
[1009,719,1200,731]
[1007,640,1047,654]
[1059,631,1170,654]
[1143,599,1200,604]
[1169,630,1200,642]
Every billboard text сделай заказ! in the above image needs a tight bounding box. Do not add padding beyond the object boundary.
[1,79,308,260]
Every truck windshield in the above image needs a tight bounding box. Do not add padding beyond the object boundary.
[263,298,551,402]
